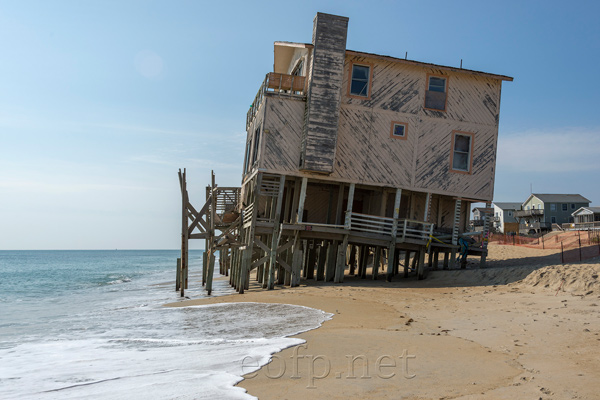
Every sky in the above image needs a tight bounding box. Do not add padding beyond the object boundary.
[1,0,599,250]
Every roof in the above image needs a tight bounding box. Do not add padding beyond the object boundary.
[346,49,513,82]
[528,194,591,204]
[272,41,513,82]
[572,207,600,215]
[493,202,522,210]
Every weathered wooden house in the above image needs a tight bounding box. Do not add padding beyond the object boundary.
[179,12,513,294]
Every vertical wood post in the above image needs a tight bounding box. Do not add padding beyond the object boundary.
[296,177,308,223]
[176,258,181,290]
[325,240,337,281]
[334,235,348,283]
[267,175,286,290]
[206,171,217,295]
[372,247,381,280]
[387,188,402,281]
[450,198,461,269]
[344,183,355,229]
[480,201,491,269]
[178,168,189,297]
[316,241,328,281]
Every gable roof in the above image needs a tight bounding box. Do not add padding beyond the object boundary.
[523,193,591,206]
[493,202,521,210]
[572,206,600,216]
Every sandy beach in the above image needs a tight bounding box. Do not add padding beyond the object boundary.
[167,244,600,400]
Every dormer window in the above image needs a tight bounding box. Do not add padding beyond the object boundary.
[349,63,372,98]
[425,74,448,111]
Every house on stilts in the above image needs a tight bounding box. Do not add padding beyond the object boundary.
[177,12,513,295]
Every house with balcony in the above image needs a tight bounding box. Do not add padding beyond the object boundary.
[515,193,590,234]
[492,202,521,234]
[226,12,513,293]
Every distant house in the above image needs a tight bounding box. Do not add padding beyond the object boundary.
[571,207,600,230]
[492,202,521,234]
[471,207,493,232]
[515,194,590,234]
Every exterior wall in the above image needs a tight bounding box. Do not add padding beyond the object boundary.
[544,202,590,224]
[259,96,305,173]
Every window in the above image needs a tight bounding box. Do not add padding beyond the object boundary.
[450,131,474,173]
[349,63,371,98]
[508,211,512,216]
[562,204,568,211]
[551,203,556,211]
[390,122,407,139]
[425,74,448,111]
[551,216,557,224]
[250,124,261,166]
[571,203,575,209]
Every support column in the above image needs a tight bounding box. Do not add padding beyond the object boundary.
[386,188,402,281]
[450,198,461,269]
[267,175,286,290]
[296,177,308,223]
[325,240,338,282]
[316,241,328,281]
[480,201,491,269]
[372,246,381,280]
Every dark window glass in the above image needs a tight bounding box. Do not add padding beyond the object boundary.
[350,65,370,97]
[428,76,446,92]
[393,124,405,137]
[452,134,471,172]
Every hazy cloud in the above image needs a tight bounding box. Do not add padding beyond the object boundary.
[497,128,600,172]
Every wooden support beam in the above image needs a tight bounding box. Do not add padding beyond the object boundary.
[291,232,302,287]
[296,177,308,223]
[360,245,368,279]
[316,241,328,281]
[267,175,286,290]
[386,188,402,281]
[306,241,316,280]
[372,247,380,280]
[404,251,411,278]
[344,183,355,229]
[206,170,217,295]
[325,240,337,282]
[334,235,348,283]
[179,168,189,297]
[417,248,427,280]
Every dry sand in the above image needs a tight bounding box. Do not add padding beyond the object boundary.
[167,244,600,399]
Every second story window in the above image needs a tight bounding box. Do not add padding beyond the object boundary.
[450,131,473,173]
[425,74,448,111]
[350,64,371,98]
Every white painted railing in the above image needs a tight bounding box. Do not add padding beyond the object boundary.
[345,212,434,241]
[346,211,394,235]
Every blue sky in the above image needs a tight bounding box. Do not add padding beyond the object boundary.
[1,0,599,249]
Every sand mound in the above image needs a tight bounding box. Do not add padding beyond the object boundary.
[512,260,600,295]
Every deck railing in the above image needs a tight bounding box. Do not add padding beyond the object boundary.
[346,212,434,242]
[346,212,394,235]
[246,72,307,129]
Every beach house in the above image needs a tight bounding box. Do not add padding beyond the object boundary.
[181,12,513,294]
[492,202,521,234]
[514,193,590,234]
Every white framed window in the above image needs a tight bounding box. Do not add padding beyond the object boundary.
[390,121,407,139]
[571,203,576,209]
[450,131,474,173]
[551,203,556,211]
[349,63,371,98]
[562,204,568,211]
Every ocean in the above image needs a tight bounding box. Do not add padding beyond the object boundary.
[0,250,331,399]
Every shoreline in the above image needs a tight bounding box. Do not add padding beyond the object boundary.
[167,244,600,399]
